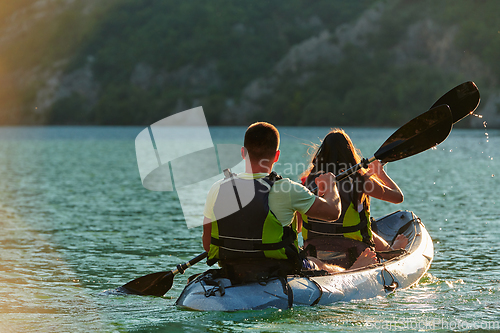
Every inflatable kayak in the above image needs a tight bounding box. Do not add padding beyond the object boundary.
[175,210,433,311]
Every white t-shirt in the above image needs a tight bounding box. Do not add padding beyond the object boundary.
[203,172,316,227]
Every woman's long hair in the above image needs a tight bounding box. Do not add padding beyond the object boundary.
[302,129,369,210]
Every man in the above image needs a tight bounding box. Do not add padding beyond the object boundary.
[202,122,342,281]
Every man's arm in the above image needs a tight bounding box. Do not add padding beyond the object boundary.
[305,172,341,221]
[202,217,212,252]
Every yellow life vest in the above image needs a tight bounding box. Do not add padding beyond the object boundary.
[302,201,372,244]
[301,173,373,245]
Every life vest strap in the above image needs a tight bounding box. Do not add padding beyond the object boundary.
[211,232,296,252]
[303,215,368,234]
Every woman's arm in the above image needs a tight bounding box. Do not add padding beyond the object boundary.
[362,160,404,204]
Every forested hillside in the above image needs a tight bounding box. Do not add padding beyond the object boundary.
[1,0,499,127]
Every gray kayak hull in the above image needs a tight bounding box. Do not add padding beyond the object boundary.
[176,210,433,311]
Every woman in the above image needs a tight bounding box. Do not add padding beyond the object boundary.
[299,129,407,269]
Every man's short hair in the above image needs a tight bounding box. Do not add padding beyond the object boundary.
[244,122,280,161]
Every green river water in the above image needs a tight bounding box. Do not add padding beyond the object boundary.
[0,126,498,333]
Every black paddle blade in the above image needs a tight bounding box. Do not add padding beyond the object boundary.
[117,252,208,297]
[119,271,174,297]
[431,81,480,123]
[374,105,453,163]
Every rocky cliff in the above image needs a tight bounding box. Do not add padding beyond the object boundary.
[0,0,498,127]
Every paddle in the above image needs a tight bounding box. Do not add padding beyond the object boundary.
[330,104,453,183]
[431,81,480,124]
[315,81,480,184]
[117,252,208,296]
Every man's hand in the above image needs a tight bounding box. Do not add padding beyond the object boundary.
[306,172,341,222]
[315,172,337,197]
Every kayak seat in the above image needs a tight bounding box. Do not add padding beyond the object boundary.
[303,237,370,269]
[300,269,330,277]
[376,248,407,261]
[371,210,416,245]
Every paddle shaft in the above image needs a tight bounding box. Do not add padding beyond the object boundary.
[309,156,376,193]
[336,156,376,182]
[172,252,208,276]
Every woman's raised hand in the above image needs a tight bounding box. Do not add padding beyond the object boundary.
[364,159,385,178]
